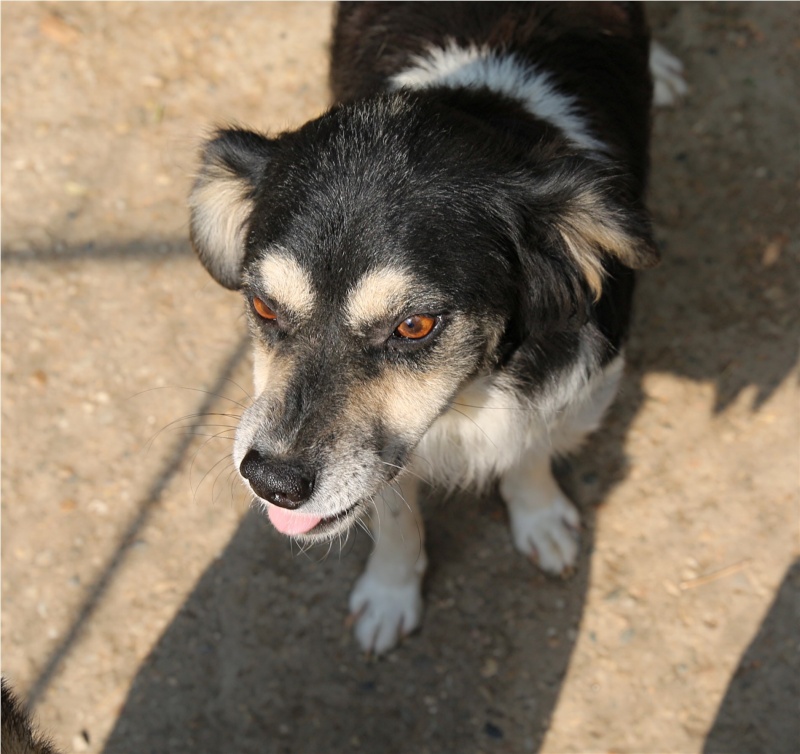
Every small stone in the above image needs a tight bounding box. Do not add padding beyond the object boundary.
[87,499,108,515]
[29,370,48,387]
[40,13,80,45]
[620,628,636,645]
[761,234,787,267]
[480,658,498,678]
[141,74,164,88]
[64,181,89,197]
[484,722,504,740]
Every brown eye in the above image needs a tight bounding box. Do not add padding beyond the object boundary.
[253,296,277,320]
[394,314,438,340]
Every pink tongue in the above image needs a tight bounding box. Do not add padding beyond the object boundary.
[267,504,322,535]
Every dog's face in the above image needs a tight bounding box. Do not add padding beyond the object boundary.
[190,94,656,541]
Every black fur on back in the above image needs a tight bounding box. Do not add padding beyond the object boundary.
[331,2,652,184]
[326,1,656,367]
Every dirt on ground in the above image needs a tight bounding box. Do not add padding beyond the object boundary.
[2,3,798,753]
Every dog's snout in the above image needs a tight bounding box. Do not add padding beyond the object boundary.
[239,449,315,509]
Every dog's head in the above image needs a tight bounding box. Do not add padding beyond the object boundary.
[189,93,656,541]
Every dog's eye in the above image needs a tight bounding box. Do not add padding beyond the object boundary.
[394,314,438,340]
[252,296,277,321]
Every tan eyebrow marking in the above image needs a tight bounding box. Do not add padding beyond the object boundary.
[345,266,417,328]
[258,253,316,318]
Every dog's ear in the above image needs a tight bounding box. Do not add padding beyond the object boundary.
[525,157,659,302]
[189,128,273,290]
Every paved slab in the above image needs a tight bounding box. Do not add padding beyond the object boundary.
[2,3,798,753]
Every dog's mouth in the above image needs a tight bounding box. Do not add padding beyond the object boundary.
[261,500,363,540]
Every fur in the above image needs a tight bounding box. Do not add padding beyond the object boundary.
[189,1,673,653]
[1,680,61,754]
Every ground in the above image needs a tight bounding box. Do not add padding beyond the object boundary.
[1,3,798,753]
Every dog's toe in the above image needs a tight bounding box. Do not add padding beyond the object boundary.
[510,495,580,575]
[349,571,423,654]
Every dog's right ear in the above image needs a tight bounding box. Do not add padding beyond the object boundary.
[189,128,273,290]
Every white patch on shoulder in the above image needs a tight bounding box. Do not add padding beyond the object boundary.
[345,266,416,329]
[649,41,688,107]
[258,252,316,319]
[391,42,606,153]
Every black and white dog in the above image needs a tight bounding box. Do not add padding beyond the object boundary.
[189,2,683,653]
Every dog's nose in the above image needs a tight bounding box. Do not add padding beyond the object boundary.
[239,449,315,509]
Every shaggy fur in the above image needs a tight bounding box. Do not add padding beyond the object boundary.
[1,680,61,754]
[189,2,663,653]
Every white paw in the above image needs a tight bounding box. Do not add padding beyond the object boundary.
[508,494,580,575]
[348,570,423,654]
[650,41,688,107]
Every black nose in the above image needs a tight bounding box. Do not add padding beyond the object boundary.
[239,449,315,509]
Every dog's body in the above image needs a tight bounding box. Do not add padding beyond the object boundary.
[190,2,669,653]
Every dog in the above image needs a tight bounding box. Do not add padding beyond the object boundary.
[189,2,679,654]
[1,680,62,754]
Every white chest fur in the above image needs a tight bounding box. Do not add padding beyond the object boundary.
[412,353,624,490]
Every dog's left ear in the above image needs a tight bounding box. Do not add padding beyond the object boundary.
[189,128,273,290]
[528,157,659,300]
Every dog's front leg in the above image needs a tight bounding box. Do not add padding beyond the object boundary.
[500,451,580,575]
[349,474,427,654]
